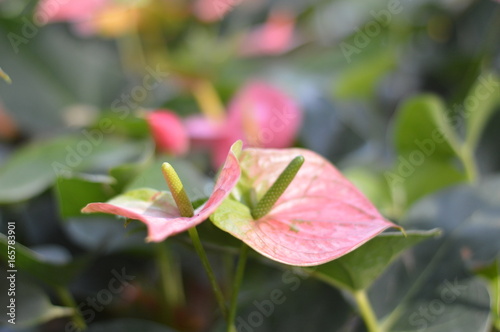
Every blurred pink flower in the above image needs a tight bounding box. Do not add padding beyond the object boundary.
[147,110,189,156]
[35,0,139,36]
[239,10,296,57]
[186,81,302,166]
[192,0,242,22]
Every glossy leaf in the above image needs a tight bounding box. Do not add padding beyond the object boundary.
[0,136,80,204]
[394,94,460,158]
[464,72,500,151]
[0,272,73,327]
[389,95,467,207]
[81,141,241,242]
[64,216,149,254]
[371,177,500,331]
[475,258,500,330]
[0,136,149,204]
[55,174,116,218]
[211,148,399,266]
[310,229,441,291]
[0,235,87,286]
[334,47,396,99]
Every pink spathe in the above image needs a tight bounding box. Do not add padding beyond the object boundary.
[36,0,108,22]
[239,10,295,57]
[147,110,189,156]
[192,0,241,22]
[185,81,302,167]
[212,147,400,266]
[81,142,241,242]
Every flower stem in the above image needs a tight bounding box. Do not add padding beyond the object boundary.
[188,227,228,319]
[353,290,381,332]
[192,79,226,123]
[460,147,478,184]
[55,286,87,330]
[251,155,304,220]
[155,242,185,323]
[227,244,249,332]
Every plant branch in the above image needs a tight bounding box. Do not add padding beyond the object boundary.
[353,290,380,332]
[188,227,228,319]
[227,244,249,332]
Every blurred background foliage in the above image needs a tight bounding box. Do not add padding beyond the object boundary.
[0,0,499,331]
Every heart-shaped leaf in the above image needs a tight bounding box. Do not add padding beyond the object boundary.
[370,177,500,332]
[310,229,441,291]
[211,148,400,266]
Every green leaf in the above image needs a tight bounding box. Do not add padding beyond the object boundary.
[464,72,500,150]
[55,174,116,218]
[309,229,440,292]
[0,234,87,286]
[334,46,396,99]
[388,160,466,208]
[475,258,500,331]
[64,216,149,255]
[0,272,73,327]
[389,95,468,207]
[394,94,460,158]
[0,136,149,204]
[373,177,500,331]
[0,136,80,204]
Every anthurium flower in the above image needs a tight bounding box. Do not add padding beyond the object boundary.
[147,110,189,156]
[81,142,242,242]
[210,147,400,266]
[239,10,296,57]
[186,81,302,166]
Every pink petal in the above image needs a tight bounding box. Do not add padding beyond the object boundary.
[147,110,189,156]
[35,0,108,23]
[239,10,296,57]
[225,81,302,149]
[192,0,241,22]
[82,142,241,242]
[225,148,398,266]
[200,81,302,168]
[184,115,226,143]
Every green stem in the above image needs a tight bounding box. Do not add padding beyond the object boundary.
[353,290,381,332]
[55,286,87,330]
[188,227,228,319]
[460,147,478,184]
[227,244,249,332]
[155,242,185,323]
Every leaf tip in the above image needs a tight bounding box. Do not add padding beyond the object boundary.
[231,140,243,157]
